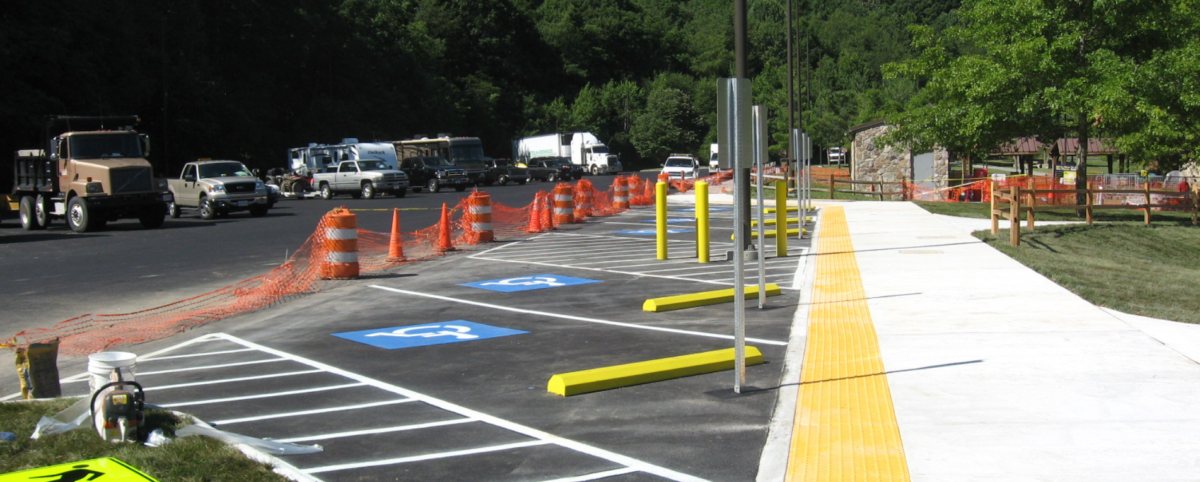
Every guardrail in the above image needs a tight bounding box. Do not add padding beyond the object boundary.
[989,181,1199,246]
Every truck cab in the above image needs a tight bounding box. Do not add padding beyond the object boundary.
[13,116,170,233]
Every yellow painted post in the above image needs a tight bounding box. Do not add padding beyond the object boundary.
[775,180,787,256]
[696,181,710,263]
[656,181,668,260]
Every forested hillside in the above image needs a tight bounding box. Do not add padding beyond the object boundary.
[0,0,957,174]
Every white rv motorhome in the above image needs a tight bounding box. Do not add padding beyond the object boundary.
[709,143,720,170]
[513,132,621,175]
[288,139,399,176]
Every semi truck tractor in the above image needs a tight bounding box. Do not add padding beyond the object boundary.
[11,115,170,232]
[513,132,621,175]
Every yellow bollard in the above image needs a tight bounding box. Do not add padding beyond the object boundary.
[696,181,709,263]
[656,181,668,260]
[775,180,787,256]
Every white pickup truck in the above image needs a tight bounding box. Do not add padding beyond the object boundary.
[314,160,410,199]
[167,160,269,219]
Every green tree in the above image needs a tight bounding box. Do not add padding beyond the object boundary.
[885,0,1200,181]
[630,82,701,165]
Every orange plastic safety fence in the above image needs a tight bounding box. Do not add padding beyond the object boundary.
[669,170,734,193]
[10,188,625,357]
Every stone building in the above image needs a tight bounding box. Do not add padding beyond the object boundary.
[846,119,950,199]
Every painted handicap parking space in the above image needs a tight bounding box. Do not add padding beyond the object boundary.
[615,228,695,235]
[459,274,600,292]
[52,333,705,481]
[334,321,527,349]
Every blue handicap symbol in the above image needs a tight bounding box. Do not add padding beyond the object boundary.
[459,274,601,293]
[334,320,527,350]
[614,229,695,235]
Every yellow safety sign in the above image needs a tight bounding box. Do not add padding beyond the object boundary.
[0,457,158,481]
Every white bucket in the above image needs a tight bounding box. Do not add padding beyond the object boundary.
[87,351,138,394]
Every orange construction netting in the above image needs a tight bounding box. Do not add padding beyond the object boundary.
[5,179,643,357]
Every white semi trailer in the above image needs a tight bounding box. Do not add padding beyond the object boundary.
[513,132,621,175]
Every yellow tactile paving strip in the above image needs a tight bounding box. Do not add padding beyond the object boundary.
[786,206,910,481]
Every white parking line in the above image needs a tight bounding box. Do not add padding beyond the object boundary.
[146,370,324,391]
[466,257,763,288]
[140,348,256,361]
[212,399,417,425]
[277,418,477,443]
[203,333,708,481]
[542,468,639,482]
[159,383,366,408]
[303,440,552,474]
[137,358,290,376]
[370,285,788,347]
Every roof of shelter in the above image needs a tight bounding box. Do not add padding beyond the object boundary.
[992,137,1119,156]
[846,119,888,136]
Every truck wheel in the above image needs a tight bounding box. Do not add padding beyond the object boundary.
[199,196,217,220]
[547,172,557,182]
[361,182,375,199]
[591,165,600,176]
[19,196,43,231]
[66,197,93,233]
[168,201,181,218]
[35,195,51,227]
[139,205,166,229]
[320,183,333,200]
[249,205,269,217]
[497,174,509,186]
[427,178,441,193]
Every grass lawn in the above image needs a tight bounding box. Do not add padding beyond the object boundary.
[1,398,289,481]
[913,202,1200,324]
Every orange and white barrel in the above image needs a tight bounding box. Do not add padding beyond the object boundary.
[613,177,630,210]
[553,183,575,225]
[466,191,494,243]
[574,179,593,221]
[321,208,359,279]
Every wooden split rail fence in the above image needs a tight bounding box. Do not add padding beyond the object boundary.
[990,181,1199,246]
[754,172,905,201]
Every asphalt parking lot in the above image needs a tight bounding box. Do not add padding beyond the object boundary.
[7,195,813,481]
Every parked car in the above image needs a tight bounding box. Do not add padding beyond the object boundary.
[661,154,703,180]
[527,157,584,182]
[399,156,471,193]
[486,158,529,185]
[167,160,270,219]
[313,160,410,199]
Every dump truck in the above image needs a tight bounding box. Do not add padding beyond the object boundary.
[11,116,170,232]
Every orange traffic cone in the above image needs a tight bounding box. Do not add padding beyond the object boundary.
[543,190,556,229]
[436,203,455,252]
[527,192,543,233]
[387,208,405,262]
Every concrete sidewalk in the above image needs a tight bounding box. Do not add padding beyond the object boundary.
[761,200,1200,481]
